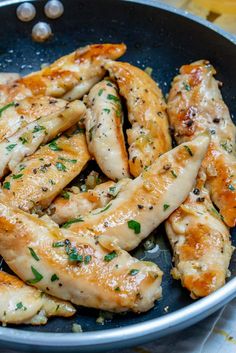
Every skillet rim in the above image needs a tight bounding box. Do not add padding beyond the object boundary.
[0,0,235,349]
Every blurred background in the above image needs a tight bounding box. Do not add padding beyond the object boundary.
[159,0,236,35]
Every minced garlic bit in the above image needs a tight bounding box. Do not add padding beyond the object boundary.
[72,323,83,333]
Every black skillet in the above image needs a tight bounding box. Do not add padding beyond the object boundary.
[0,0,235,352]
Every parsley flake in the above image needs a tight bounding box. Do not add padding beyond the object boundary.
[28,247,40,261]
[61,217,84,229]
[129,269,140,276]
[128,220,141,234]
[27,266,43,284]
[56,162,67,172]
[51,274,59,282]
[184,145,193,156]
[107,94,119,102]
[104,251,117,262]
[6,143,17,151]
[3,182,10,190]
[12,173,23,180]
[0,102,15,117]
[49,140,62,151]
[163,204,170,211]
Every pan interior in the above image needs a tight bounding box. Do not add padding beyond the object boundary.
[0,0,235,334]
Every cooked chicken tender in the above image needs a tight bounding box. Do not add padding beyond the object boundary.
[167,60,236,226]
[0,96,67,142]
[64,135,209,251]
[85,79,129,180]
[48,179,130,225]
[165,171,233,298]
[0,100,86,179]
[105,61,172,177]
[0,271,75,325]
[0,204,163,313]
[1,128,90,212]
[0,43,127,105]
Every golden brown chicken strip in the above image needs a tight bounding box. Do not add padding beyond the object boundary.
[0,43,127,105]
[0,271,75,325]
[167,60,236,227]
[84,79,130,180]
[165,170,233,298]
[63,135,209,251]
[1,128,90,212]
[0,100,85,179]
[48,181,115,225]
[48,179,129,225]
[0,204,162,313]
[105,61,172,177]
[0,96,67,142]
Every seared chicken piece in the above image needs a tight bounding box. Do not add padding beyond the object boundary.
[0,96,67,142]
[105,61,172,177]
[48,179,129,225]
[167,60,236,227]
[1,128,90,212]
[0,204,163,313]
[85,79,129,180]
[65,135,209,251]
[0,271,75,325]
[165,171,233,298]
[0,43,127,105]
[0,100,85,178]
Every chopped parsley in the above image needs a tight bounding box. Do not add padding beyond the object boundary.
[15,302,27,311]
[128,220,141,234]
[52,241,65,248]
[49,140,62,151]
[221,141,233,153]
[6,143,17,151]
[107,94,119,102]
[59,157,77,164]
[61,217,84,229]
[0,102,15,117]
[104,251,118,262]
[84,255,92,265]
[183,145,193,156]
[184,82,191,91]
[3,182,10,190]
[56,162,67,172]
[98,88,104,96]
[19,136,28,144]
[28,247,40,261]
[103,108,111,114]
[163,204,170,211]
[108,186,118,197]
[93,203,112,215]
[51,274,59,282]
[171,170,177,178]
[116,109,121,118]
[129,269,140,276]
[27,266,43,284]
[115,287,120,292]
[18,164,26,171]
[12,173,23,179]
[32,125,46,133]
[61,191,70,200]
[228,184,235,191]
[67,247,83,263]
